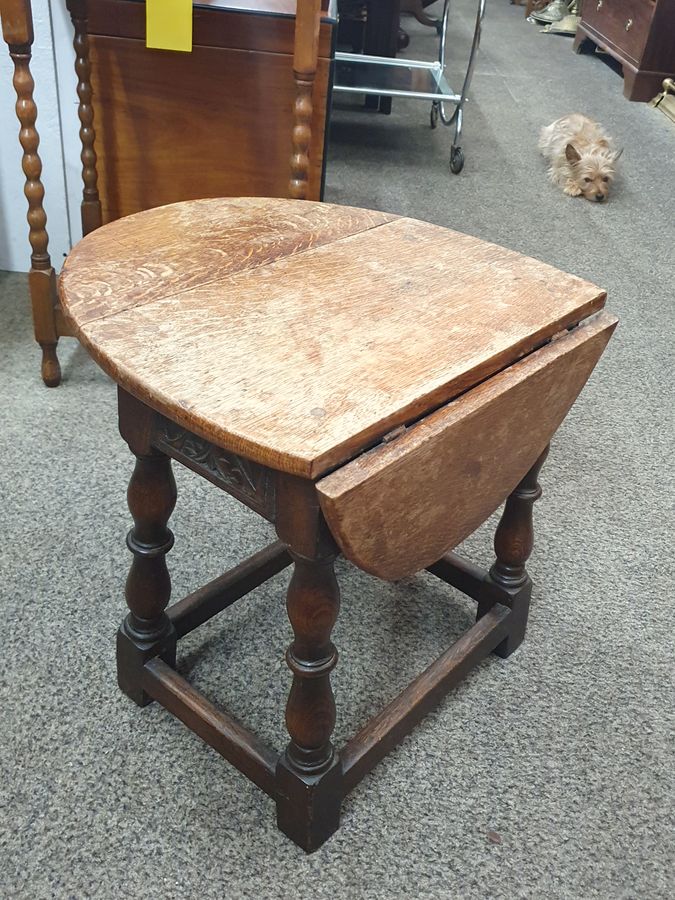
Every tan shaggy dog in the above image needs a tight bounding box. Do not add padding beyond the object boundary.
[539,114,622,203]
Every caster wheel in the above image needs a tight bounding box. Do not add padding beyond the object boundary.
[450,146,464,174]
[430,103,439,129]
[397,28,410,51]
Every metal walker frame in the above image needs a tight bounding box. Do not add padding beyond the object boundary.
[333,0,487,173]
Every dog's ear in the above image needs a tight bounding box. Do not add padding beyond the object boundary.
[565,143,581,164]
[612,147,624,162]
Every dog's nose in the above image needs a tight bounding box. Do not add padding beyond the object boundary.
[595,194,605,202]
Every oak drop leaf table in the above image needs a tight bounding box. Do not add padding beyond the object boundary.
[59,197,617,851]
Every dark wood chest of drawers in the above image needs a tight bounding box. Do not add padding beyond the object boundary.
[574,0,675,101]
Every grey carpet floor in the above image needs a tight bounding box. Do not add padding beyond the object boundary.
[1,2,674,898]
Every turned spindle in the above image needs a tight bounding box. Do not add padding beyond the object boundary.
[117,450,177,706]
[289,0,321,199]
[284,554,340,774]
[479,444,550,657]
[274,475,343,852]
[66,0,102,234]
[1,0,60,386]
[276,549,343,850]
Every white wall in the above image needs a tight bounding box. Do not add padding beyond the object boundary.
[0,0,81,273]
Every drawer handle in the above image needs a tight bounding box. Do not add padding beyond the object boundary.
[625,18,633,30]
[596,0,602,7]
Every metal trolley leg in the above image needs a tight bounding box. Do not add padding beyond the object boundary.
[437,0,487,173]
[333,0,487,174]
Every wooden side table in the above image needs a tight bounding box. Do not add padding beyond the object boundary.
[59,197,617,851]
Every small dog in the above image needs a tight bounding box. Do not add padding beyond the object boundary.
[539,114,622,202]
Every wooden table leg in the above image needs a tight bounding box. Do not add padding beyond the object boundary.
[275,478,343,852]
[117,447,178,706]
[478,444,550,658]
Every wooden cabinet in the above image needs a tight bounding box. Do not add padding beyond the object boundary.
[85,0,336,222]
[574,0,675,101]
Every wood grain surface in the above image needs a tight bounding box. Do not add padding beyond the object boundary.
[59,197,609,478]
[317,312,617,580]
[1,0,33,45]
[60,198,394,324]
[87,33,331,218]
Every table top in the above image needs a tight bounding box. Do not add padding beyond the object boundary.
[59,197,606,478]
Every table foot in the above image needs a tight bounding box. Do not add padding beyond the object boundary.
[276,753,343,852]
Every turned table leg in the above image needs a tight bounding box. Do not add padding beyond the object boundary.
[275,478,343,852]
[478,445,549,658]
[276,552,343,850]
[117,449,177,706]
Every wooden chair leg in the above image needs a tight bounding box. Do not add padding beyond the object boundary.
[29,268,60,387]
[478,445,550,658]
[2,2,61,386]
[117,449,178,707]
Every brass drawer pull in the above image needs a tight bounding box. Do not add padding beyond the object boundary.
[625,18,633,30]
[597,0,603,7]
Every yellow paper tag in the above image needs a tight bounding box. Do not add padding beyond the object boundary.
[146,0,193,53]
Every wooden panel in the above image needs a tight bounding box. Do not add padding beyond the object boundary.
[59,199,608,478]
[87,34,330,217]
[317,312,617,580]
[87,0,334,56]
